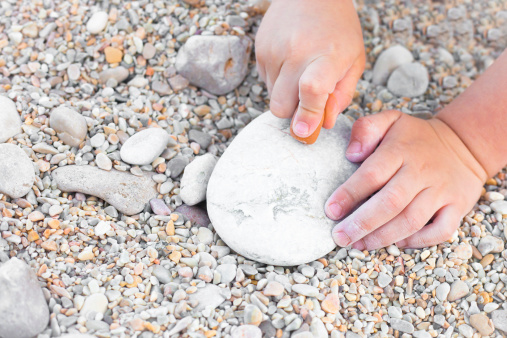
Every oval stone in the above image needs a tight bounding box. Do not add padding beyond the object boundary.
[0,144,35,198]
[0,95,22,143]
[120,128,171,165]
[207,112,358,266]
[50,106,88,147]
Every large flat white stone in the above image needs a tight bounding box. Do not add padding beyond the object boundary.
[207,112,358,266]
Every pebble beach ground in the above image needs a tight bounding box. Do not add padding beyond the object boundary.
[1,0,507,337]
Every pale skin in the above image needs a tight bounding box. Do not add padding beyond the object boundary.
[256,0,507,250]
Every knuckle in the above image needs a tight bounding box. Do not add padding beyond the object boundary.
[340,185,359,205]
[270,99,292,118]
[401,212,422,234]
[436,223,456,242]
[351,217,371,237]
[382,188,405,213]
[299,77,327,97]
[362,167,382,187]
[354,116,375,133]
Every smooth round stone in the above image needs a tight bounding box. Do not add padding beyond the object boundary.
[86,11,108,34]
[0,95,22,143]
[120,128,171,165]
[490,200,507,214]
[207,112,358,266]
[80,293,108,316]
[67,64,81,81]
[372,45,414,85]
[50,106,88,147]
[387,62,429,97]
[95,152,112,171]
[0,144,35,198]
[231,325,262,338]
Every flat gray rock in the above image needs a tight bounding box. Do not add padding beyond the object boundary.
[50,106,88,147]
[0,258,49,338]
[52,165,157,215]
[180,153,217,206]
[175,35,252,95]
[120,128,171,165]
[189,284,226,311]
[372,45,414,85]
[207,112,358,266]
[0,95,22,143]
[0,144,35,198]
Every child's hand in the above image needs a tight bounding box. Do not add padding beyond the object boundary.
[325,110,488,250]
[255,0,365,138]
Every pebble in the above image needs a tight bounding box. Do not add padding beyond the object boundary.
[491,310,507,333]
[152,265,172,284]
[207,113,357,265]
[292,284,319,297]
[469,313,495,336]
[386,244,401,256]
[244,304,263,326]
[175,204,210,227]
[150,198,171,216]
[94,221,111,236]
[216,264,237,283]
[454,243,473,260]
[263,281,284,297]
[188,284,226,311]
[321,294,340,314]
[142,43,156,59]
[435,282,450,301]
[104,47,123,64]
[458,324,474,338]
[68,64,81,81]
[477,235,504,255]
[80,293,108,316]
[231,325,262,338]
[168,156,190,178]
[50,107,88,147]
[169,75,190,92]
[152,80,172,96]
[490,199,507,214]
[99,67,129,84]
[53,165,157,215]
[0,258,49,338]
[447,280,469,302]
[176,35,253,95]
[0,144,36,198]
[90,133,106,148]
[188,129,212,149]
[372,45,414,85]
[387,62,429,97]
[0,96,22,143]
[120,128,171,165]
[180,153,217,205]
[86,11,108,34]
[197,227,213,245]
[378,272,392,288]
[390,318,414,334]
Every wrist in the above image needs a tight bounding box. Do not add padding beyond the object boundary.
[431,114,489,181]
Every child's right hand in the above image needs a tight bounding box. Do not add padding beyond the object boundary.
[255,0,365,138]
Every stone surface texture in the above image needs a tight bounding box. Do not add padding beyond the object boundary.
[0,144,35,198]
[207,112,358,265]
[180,153,217,206]
[0,95,22,143]
[0,258,49,338]
[175,35,252,95]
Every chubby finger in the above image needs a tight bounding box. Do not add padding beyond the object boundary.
[292,57,348,138]
[323,60,365,129]
[331,165,421,247]
[270,62,301,119]
[325,147,403,221]
[396,205,462,249]
[352,188,438,251]
[346,110,403,163]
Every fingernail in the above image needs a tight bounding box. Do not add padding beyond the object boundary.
[293,121,309,137]
[326,203,342,220]
[332,230,351,247]
[396,240,407,248]
[346,141,361,155]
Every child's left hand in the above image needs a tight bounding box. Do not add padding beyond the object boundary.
[325,110,487,250]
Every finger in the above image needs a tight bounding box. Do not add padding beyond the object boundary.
[323,59,365,129]
[396,205,462,249]
[346,110,403,163]
[270,62,301,118]
[353,187,438,251]
[325,147,403,221]
[330,164,421,247]
[292,57,349,138]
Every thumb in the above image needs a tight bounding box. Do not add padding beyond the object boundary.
[346,110,402,162]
